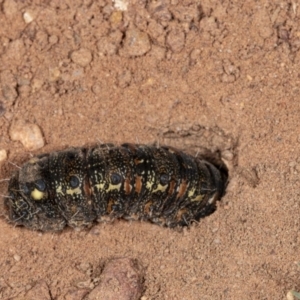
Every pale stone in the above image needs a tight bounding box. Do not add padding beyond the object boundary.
[0,149,7,162]
[9,120,45,151]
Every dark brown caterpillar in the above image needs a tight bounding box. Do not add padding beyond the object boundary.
[5,144,227,231]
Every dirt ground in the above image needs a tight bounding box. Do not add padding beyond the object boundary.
[0,0,300,299]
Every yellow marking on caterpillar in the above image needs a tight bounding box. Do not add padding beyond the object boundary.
[31,188,44,200]
[106,183,121,192]
[190,194,204,202]
[146,171,155,190]
[146,179,154,190]
[188,187,196,197]
[96,182,121,192]
[66,187,81,195]
[152,183,168,193]
[95,182,105,190]
[56,185,64,196]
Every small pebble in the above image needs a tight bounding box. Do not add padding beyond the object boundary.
[71,48,93,67]
[120,27,151,57]
[2,85,18,103]
[113,0,128,11]
[26,284,33,291]
[97,37,118,56]
[77,262,92,273]
[13,254,21,262]
[171,5,199,23]
[9,120,45,151]
[190,49,201,62]
[221,73,236,83]
[289,161,297,168]
[49,67,61,82]
[287,291,295,300]
[91,83,102,95]
[23,11,34,23]
[18,85,31,97]
[49,35,58,44]
[35,31,49,51]
[247,75,253,81]
[0,149,7,163]
[213,238,220,244]
[31,79,44,92]
[166,26,185,52]
[221,150,234,161]
[110,10,123,28]
[117,70,132,88]
[149,2,172,22]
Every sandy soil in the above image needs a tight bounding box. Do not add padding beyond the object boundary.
[0,0,300,299]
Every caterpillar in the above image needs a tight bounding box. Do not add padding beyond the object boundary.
[5,144,227,231]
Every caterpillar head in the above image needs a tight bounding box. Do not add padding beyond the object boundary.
[5,155,67,231]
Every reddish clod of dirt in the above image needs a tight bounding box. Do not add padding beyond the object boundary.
[87,258,144,300]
